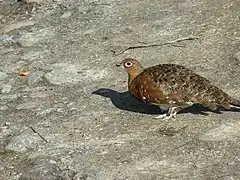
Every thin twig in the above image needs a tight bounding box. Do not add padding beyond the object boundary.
[29,126,48,143]
[111,36,199,56]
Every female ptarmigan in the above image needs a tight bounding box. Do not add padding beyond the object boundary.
[117,58,240,119]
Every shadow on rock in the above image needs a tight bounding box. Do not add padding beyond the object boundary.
[92,88,162,114]
[92,88,236,116]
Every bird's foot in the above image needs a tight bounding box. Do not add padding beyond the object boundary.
[154,113,167,119]
[154,112,177,120]
[154,107,178,119]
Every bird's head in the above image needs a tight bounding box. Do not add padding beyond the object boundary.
[116,58,144,82]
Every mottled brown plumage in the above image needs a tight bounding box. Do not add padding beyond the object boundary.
[117,58,240,119]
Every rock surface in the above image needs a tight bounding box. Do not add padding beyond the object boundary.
[0,20,36,34]
[1,84,12,94]
[27,71,44,85]
[5,128,44,153]
[44,63,81,85]
[19,158,72,180]
[0,72,8,81]
[0,0,240,180]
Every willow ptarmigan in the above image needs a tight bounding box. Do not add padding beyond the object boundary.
[116,58,240,119]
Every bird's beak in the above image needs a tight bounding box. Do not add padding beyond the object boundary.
[115,63,121,67]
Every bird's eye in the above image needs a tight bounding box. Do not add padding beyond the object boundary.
[125,62,132,67]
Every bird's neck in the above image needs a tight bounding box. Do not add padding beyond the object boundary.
[127,67,144,84]
[128,72,141,84]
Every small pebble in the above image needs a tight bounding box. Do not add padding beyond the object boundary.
[60,12,72,19]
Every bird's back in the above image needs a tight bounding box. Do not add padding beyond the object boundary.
[129,64,232,110]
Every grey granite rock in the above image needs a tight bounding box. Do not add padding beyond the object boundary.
[27,71,44,86]
[6,128,44,153]
[19,158,64,180]
[0,20,35,34]
[234,51,240,62]
[0,72,8,81]
[1,84,12,94]
[44,64,80,85]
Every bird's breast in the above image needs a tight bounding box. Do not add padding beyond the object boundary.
[128,74,167,104]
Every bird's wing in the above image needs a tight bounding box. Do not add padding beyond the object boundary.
[129,69,193,107]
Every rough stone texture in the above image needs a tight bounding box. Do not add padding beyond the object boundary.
[27,71,44,86]
[60,12,72,19]
[0,20,36,34]
[5,127,44,153]
[199,121,240,141]
[0,0,240,180]
[234,51,240,66]
[1,84,12,94]
[21,51,46,61]
[17,28,55,47]
[0,72,8,81]
[19,158,73,180]
[44,63,81,85]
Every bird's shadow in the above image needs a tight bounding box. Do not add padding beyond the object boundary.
[93,88,162,114]
[92,88,240,116]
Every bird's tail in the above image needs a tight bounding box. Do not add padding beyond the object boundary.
[230,98,240,108]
